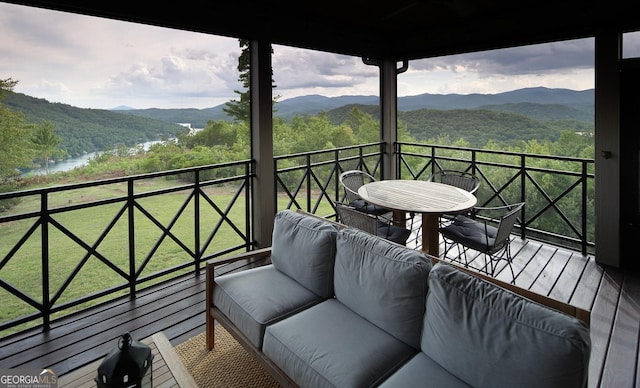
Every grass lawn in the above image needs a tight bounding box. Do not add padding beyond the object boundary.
[0,177,251,336]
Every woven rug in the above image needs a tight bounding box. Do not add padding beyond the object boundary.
[174,325,281,387]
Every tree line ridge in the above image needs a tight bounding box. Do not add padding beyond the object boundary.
[4,86,594,157]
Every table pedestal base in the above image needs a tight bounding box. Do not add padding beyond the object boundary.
[421,213,439,257]
[392,210,439,257]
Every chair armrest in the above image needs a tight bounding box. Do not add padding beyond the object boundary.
[206,247,273,296]
[469,202,525,220]
[472,202,525,213]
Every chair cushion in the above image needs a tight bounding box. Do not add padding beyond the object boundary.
[440,215,498,251]
[271,209,339,299]
[334,228,432,348]
[349,198,389,216]
[379,352,471,388]
[263,299,417,388]
[376,219,411,245]
[421,262,591,388]
[213,265,323,349]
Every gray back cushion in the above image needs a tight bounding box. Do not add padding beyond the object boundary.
[334,228,432,349]
[271,210,339,299]
[423,263,591,388]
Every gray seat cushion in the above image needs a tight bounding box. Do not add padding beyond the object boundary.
[334,228,432,348]
[422,262,591,388]
[271,209,339,299]
[213,265,323,349]
[379,352,471,388]
[263,299,417,388]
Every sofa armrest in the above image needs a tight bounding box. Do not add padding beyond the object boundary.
[206,247,272,349]
[206,247,272,268]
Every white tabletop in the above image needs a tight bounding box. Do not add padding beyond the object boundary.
[358,180,477,214]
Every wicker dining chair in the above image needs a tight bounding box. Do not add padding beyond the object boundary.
[335,202,411,245]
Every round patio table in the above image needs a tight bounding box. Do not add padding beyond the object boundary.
[358,180,477,256]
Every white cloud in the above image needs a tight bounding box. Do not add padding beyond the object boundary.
[272,46,378,97]
[2,2,618,109]
[1,2,241,109]
[401,39,595,96]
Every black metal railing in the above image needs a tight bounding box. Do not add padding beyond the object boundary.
[0,161,253,334]
[395,142,594,254]
[0,141,595,336]
[274,142,385,214]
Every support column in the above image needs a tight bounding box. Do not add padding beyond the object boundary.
[250,40,275,248]
[594,30,621,266]
[380,59,398,180]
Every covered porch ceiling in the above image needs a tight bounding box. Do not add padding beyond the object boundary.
[7,1,640,60]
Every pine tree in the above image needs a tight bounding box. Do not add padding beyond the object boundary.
[223,40,279,122]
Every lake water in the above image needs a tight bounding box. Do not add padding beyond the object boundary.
[22,140,163,176]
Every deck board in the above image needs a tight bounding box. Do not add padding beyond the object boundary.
[1,277,205,371]
[599,272,640,387]
[588,267,624,387]
[529,245,570,296]
[515,240,552,287]
[570,258,604,311]
[548,252,589,303]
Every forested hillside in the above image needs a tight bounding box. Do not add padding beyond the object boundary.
[4,91,186,157]
[5,87,594,157]
[278,87,594,120]
[120,86,593,125]
[478,102,592,122]
[324,104,592,147]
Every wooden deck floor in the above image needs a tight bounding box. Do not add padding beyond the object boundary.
[1,235,639,388]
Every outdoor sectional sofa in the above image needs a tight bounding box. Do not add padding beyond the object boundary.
[205,209,591,387]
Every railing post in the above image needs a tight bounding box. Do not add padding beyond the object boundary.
[41,193,50,331]
[395,142,401,179]
[246,161,253,249]
[127,180,136,298]
[306,153,312,212]
[194,169,201,273]
[582,161,588,255]
[335,149,341,204]
[272,158,278,215]
[431,147,436,176]
[471,150,477,175]
[520,154,526,240]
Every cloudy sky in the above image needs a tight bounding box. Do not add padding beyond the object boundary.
[2,2,639,110]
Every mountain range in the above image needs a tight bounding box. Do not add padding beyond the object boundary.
[119,87,594,128]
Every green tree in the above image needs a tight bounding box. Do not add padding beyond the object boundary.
[223,39,279,122]
[0,78,35,179]
[31,120,64,174]
[181,120,237,148]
